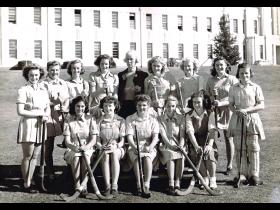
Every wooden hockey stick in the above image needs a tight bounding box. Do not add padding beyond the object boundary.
[39,119,47,192]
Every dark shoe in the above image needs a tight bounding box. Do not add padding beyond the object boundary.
[166,186,175,195]
[79,189,88,198]
[225,167,232,175]
[249,176,263,186]
[233,177,249,188]
[23,186,39,194]
[103,187,111,196]
[174,186,180,190]
[111,189,118,197]
[134,187,142,196]
[142,187,151,198]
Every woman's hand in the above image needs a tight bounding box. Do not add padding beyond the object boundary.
[236,109,247,118]
[195,146,203,155]
[134,85,141,92]
[143,145,151,153]
[204,145,213,156]
[72,145,81,153]
[213,100,220,107]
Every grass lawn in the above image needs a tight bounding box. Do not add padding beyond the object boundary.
[0,65,280,203]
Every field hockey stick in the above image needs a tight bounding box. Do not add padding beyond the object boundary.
[213,89,221,139]
[39,118,47,192]
[151,80,161,115]
[234,117,244,188]
[177,81,185,114]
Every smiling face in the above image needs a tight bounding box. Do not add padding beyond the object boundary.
[192,96,203,113]
[136,101,149,115]
[48,64,60,80]
[239,66,251,84]
[103,102,115,115]
[28,69,41,84]
[75,100,86,117]
[99,58,110,74]
[183,60,194,77]
[214,59,227,77]
[165,100,177,114]
[125,54,137,70]
[71,62,82,77]
[152,61,163,77]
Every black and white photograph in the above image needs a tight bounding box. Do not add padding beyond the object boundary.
[0,6,280,203]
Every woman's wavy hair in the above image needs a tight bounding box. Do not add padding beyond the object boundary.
[99,96,120,113]
[22,63,45,81]
[123,50,139,64]
[147,56,168,75]
[236,63,254,79]
[180,57,199,73]
[67,59,85,76]
[94,54,116,69]
[69,96,89,115]
[135,94,152,107]
[210,57,231,77]
[164,95,179,107]
[187,90,212,110]
[47,60,61,71]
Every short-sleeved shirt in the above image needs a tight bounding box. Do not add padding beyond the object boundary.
[88,71,119,107]
[206,74,238,129]
[63,114,98,146]
[66,78,89,101]
[96,114,125,145]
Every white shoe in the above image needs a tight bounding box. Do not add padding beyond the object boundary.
[209,177,217,189]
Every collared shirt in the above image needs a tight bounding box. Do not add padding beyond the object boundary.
[229,81,264,109]
[89,70,119,93]
[66,77,89,101]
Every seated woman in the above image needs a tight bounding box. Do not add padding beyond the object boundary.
[158,95,185,195]
[63,96,98,197]
[185,90,218,189]
[95,96,126,197]
[126,94,159,197]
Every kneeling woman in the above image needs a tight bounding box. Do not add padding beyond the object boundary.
[126,94,159,196]
[95,96,126,197]
[186,90,218,189]
[64,96,97,196]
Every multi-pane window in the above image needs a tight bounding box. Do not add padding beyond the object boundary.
[147,43,153,58]
[94,41,101,58]
[207,44,213,58]
[9,39,17,58]
[207,17,212,32]
[146,14,152,29]
[34,40,42,59]
[55,8,62,26]
[193,44,199,59]
[75,9,81,27]
[94,10,100,27]
[112,11,118,28]
[193,16,198,31]
[163,43,169,59]
[243,19,245,34]
[178,44,184,59]
[243,45,246,60]
[254,20,258,34]
[34,7,41,25]
[55,41,63,59]
[233,19,238,33]
[112,42,119,58]
[260,45,264,59]
[129,13,136,29]
[178,15,183,31]
[162,14,168,30]
[75,41,82,59]
[8,7,16,24]
[130,42,136,50]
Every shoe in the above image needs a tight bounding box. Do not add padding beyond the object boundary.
[209,177,217,189]
[103,187,111,196]
[134,187,142,196]
[142,187,151,198]
[166,186,175,196]
[233,177,249,188]
[249,176,263,186]
[79,189,88,198]
[111,189,118,197]
[174,186,180,190]
[23,186,39,194]
[225,167,232,175]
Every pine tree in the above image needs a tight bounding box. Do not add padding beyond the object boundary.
[213,14,241,65]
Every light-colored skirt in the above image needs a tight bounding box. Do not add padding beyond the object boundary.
[159,143,184,165]
[64,148,94,165]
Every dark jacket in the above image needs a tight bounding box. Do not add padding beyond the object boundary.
[117,67,149,104]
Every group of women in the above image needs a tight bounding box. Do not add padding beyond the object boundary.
[16,50,265,198]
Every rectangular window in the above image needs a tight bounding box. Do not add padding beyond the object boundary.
[112,11,118,28]
[178,15,183,31]
[207,44,213,58]
[129,13,136,29]
[55,41,63,59]
[243,19,245,34]
[75,41,82,59]
[207,17,212,32]
[94,10,100,27]
[112,42,119,58]
[193,44,199,59]
[260,45,264,59]
[75,9,81,27]
[55,8,62,26]
[34,7,41,25]
[8,7,16,24]
[233,19,238,33]
[178,43,184,59]
[130,42,136,50]
[254,20,258,34]
[34,40,42,59]
[163,43,169,59]
[243,45,246,60]
[146,14,152,30]
[162,14,168,30]
[9,39,17,58]
[193,16,198,31]
[147,43,153,58]
[94,41,101,58]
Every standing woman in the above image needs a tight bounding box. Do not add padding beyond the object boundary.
[17,64,50,193]
[158,95,185,195]
[176,57,204,114]
[66,59,89,103]
[63,96,97,196]
[206,57,238,175]
[88,54,118,118]
[118,50,148,119]
[144,56,173,116]
[43,60,69,179]
[95,96,126,197]
[126,94,159,196]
